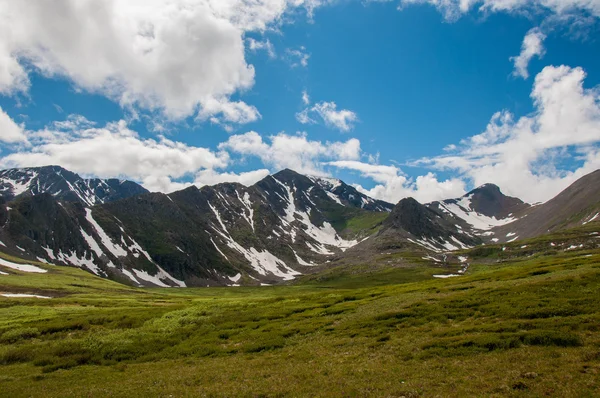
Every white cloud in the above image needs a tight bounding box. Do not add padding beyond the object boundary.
[0,1,328,126]
[247,38,276,58]
[220,130,362,175]
[328,160,466,203]
[0,106,27,143]
[399,0,600,21]
[511,28,546,79]
[416,65,600,203]
[0,118,229,193]
[296,101,358,132]
[302,90,310,105]
[286,47,310,67]
[194,168,271,187]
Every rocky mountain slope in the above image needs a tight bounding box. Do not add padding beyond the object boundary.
[0,168,394,287]
[0,165,598,287]
[489,170,600,243]
[332,173,599,269]
[426,183,529,234]
[0,166,148,205]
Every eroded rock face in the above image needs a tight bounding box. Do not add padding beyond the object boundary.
[0,165,148,205]
[0,167,392,287]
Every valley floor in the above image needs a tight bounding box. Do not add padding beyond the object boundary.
[1,227,600,397]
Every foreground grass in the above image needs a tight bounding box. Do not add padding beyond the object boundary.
[1,237,600,396]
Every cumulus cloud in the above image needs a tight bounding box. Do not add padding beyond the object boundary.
[0,108,368,192]
[0,117,229,192]
[0,106,27,143]
[511,28,546,79]
[220,131,362,175]
[0,0,327,126]
[416,65,600,203]
[329,160,467,203]
[296,101,358,132]
[399,0,600,21]
[194,168,271,187]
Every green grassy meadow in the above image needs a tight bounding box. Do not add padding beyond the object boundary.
[1,225,600,397]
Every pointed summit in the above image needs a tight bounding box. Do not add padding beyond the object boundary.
[464,183,528,219]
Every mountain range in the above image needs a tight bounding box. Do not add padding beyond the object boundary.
[0,165,598,287]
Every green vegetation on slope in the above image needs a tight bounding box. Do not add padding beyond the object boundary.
[0,226,599,396]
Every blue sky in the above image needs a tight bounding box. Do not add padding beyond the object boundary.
[0,0,599,204]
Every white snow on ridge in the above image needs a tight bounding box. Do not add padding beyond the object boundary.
[80,227,105,257]
[440,196,517,231]
[297,210,357,250]
[121,268,141,285]
[229,273,242,283]
[56,249,103,275]
[132,269,170,287]
[41,246,56,260]
[308,175,342,191]
[210,237,229,261]
[306,241,334,255]
[0,171,38,197]
[291,248,313,266]
[0,258,47,273]
[433,274,460,278]
[132,263,186,287]
[583,212,599,225]
[209,202,229,234]
[85,208,127,258]
[273,177,357,251]
[123,234,155,264]
[237,191,255,232]
[325,191,344,206]
[212,226,300,281]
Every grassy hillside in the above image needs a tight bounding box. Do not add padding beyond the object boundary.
[1,225,599,396]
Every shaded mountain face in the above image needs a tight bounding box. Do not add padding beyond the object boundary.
[307,175,394,212]
[1,165,598,287]
[0,166,148,205]
[489,170,600,243]
[0,168,392,287]
[426,184,529,234]
[463,184,529,219]
[377,197,481,252]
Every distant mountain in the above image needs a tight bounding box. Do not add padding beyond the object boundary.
[1,165,598,287]
[307,175,393,212]
[0,168,391,287]
[0,166,148,205]
[426,183,529,233]
[489,170,600,243]
[380,197,481,251]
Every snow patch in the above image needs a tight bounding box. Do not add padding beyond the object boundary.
[291,248,313,266]
[583,212,599,225]
[0,258,47,273]
[440,196,517,230]
[1,293,52,299]
[85,208,127,258]
[325,191,344,206]
[236,191,255,231]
